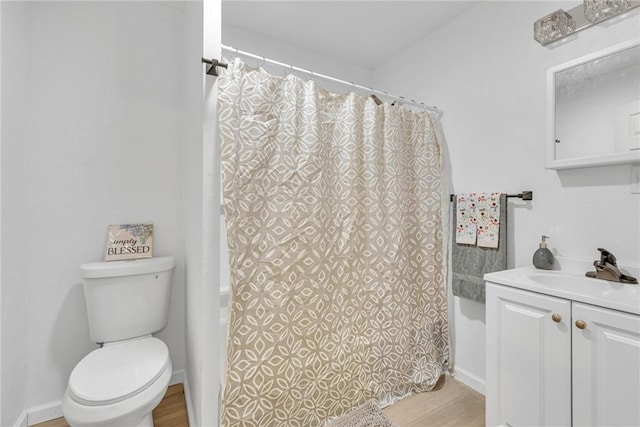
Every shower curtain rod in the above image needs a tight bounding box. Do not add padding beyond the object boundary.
[202,45,444,118]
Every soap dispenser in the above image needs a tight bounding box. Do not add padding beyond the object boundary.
[533,235,554,270]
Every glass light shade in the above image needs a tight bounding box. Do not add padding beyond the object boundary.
[584,0,631,23]
[534,9,576,46]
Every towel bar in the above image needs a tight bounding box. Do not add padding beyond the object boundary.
[449,191,533,202]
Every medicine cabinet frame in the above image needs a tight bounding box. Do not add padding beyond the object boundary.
[546,38,640,170]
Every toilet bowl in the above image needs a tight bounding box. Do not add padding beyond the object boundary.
[62,256,176,427]
[62,337,172,427]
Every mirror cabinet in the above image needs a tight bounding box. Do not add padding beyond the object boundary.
[547,39,640,169]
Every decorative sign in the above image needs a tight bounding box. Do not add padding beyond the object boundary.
[105,223,154,261]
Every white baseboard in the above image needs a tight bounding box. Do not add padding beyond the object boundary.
[182,371,195,427]
[26,400,63,426]
[170,368,186,386]
[450,366,486,395]
[25,369,188,426]
[12,410,28,427]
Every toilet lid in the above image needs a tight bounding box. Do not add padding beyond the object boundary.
[68,337,170,406]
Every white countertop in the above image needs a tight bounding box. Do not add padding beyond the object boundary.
[484,259,640,315]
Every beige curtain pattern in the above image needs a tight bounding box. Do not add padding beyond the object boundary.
[219,58,449,427]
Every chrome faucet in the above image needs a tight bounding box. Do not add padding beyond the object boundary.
[586,248,637,284]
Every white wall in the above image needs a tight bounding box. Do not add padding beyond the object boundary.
[1,2,193,422]
[0,1,2,419]
[1,2,30,425]
[373,1,640,391]
[184,0,221,425]
[0,0,3,420]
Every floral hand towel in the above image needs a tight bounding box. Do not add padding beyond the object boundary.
[455,193,477,245]
[477,192,501,248]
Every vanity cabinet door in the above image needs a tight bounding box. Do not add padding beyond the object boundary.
[572,302,640,427]
[486,283,572,427]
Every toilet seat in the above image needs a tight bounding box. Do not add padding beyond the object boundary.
[68,337,170,406]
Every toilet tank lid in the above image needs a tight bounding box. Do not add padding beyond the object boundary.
[81,256,175,278]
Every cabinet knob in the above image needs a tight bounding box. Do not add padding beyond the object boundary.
[575,320,587,330]
[551,313,562,323]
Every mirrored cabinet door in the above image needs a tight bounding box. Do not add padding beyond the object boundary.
[547,39,640,169]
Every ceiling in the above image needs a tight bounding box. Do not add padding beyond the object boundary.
[222,1,479,69]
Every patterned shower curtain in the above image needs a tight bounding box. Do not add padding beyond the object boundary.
[218,58,449,427]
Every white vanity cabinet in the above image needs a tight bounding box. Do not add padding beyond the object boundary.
[571,302,640,427]
[486,284,571,427]
[485,269,640,427]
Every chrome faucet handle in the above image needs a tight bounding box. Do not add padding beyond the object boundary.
[597,248,617,267]
[588,248,637,284]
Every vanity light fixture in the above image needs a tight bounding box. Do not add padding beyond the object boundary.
[584,0,632,23]
[534,9,576,46]
[534,0,640,46]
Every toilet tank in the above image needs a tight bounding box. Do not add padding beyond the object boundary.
[80,256,175,343]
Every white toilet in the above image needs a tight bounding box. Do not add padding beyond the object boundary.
[62,256,175,427]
